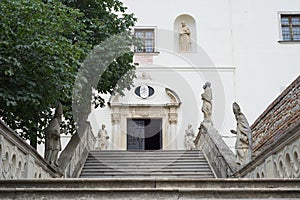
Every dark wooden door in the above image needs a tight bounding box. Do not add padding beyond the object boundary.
[127,119,162,150]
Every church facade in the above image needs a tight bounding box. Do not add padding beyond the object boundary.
[87,0,300,152]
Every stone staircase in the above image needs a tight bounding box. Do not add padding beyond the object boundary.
[2,151,300,199]
[80,150,215,178]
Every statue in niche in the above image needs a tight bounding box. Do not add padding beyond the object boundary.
[179,21,191,52]
[44,103,62,167]
[185,124,196,150]
[201,82,213,125]
[98,124,109,150]
[230,102,253,166]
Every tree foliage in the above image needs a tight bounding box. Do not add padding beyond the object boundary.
[61,0,137,109]
[0,0,137,148]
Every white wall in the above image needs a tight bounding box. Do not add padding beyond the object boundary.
[124,0,233,66]
[122,0,300,121]
[230,0,300,123]
[87,0,300,150]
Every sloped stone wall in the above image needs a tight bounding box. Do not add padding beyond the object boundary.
[195,123,237,178]
[58,121,96,178]
[252,75,300,156]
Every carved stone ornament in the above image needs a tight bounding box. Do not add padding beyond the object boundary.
[140,85,149,99]
[135,85,155,99]
[168,113,178,124]
[138,72,152,80]
[111,113,121,125]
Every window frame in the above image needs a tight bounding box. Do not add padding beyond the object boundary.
[278,11,300,43]
[133,27,157,53]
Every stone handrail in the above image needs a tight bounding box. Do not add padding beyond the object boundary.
[0,119,62,179]
[58,121,96,178]
[195,122,238,178]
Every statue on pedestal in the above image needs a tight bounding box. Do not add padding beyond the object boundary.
[185,124,196,150]
[179,21,191,52]
[201,82,213,125]
[230,102,252,165]
[98,124,109,150]
[44,103,62,167]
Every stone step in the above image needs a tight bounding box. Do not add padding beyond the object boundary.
[84,162,208,165]
[82,166,211,170]
[1,179,300,199]
[81,168,213,173]
[80,176,215,179]
[87,156,206,159]
[80,171,214,178]
[88,157,205,160]
[88,155,205,159]
[80,172,215,176]
[87,157,205,160]
[84,160,208,165]
[86,158,207,162]
[80,175,215,178]
[2,188,299,199]
[2,178,300,189]
[84,161,209,166]
[89,150,201,153]
[89,152,204,156]
[80,173,215,178]
[82,164,211,168]
[82,165,211,169]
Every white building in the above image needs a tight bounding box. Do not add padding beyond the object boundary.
[87,0,300,151]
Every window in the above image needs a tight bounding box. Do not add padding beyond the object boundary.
[134,29,155,53]
[281,15,300,41]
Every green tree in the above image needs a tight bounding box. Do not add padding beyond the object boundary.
[61,0,137,109]
[0,0,137,149]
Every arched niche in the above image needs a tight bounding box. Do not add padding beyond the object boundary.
[174,14,197,53]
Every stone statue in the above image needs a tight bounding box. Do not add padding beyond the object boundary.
[201,82,213,124]
[179,21,191,52]
[185,124,196,150]
[98,124,109,150]
[44,103,62,166]
[230,102,253,166]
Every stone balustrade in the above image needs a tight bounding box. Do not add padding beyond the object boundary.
[235,122,300,178]
[0,120,62,179]
[58,121,96,178]
[195,122,238,178]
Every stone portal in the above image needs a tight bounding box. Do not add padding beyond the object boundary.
[109,77,181,150]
